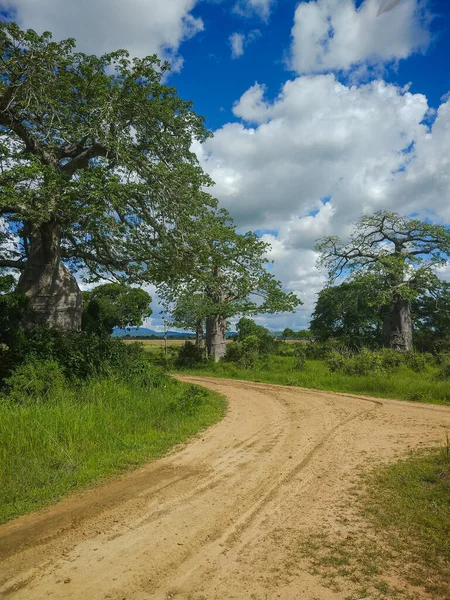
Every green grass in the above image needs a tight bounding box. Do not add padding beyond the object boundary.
[0,376,226,524]
[291,445,450,599]
[362,445,450,597]
[179,355,450,404]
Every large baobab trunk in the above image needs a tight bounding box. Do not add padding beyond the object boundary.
[17,220,82,331]
[206,315,227,361]
[383,298,413,352]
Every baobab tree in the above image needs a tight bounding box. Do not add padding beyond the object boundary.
[0,22,216,329]
[316,211,450,351]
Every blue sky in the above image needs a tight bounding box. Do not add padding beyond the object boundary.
[2,0,450,331]
[175,0,450,130]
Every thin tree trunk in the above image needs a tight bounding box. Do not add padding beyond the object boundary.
[17,220,82,330]
[195,320,203,350]
[383,298,413,352]
[206,315,227,361]
[164,321,168,357]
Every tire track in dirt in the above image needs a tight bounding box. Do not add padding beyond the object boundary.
[1,377,449,600]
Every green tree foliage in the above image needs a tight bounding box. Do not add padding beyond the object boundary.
[166,291,208,349]
[0,275,30,347]
[82,283,152,336]
[311,274,450,352]
[296,329,313,340]
[159,211,301,360]
[236,317,275,353]
[316,211,450,351]
[282,327,295,341]
[224,318,276,368]
[310,277,384,348]
[413,281,450,351]
[236,317,270,340]
[0,22,216,329]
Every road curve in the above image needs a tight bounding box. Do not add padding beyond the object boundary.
[1,377,449,600]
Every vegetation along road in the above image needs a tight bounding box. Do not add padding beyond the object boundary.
[1,377,449,600]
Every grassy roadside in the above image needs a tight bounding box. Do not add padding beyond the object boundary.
[0,376,226,524]
[295,445,450,599]
[177,356,450,405]
[363,445,450,597]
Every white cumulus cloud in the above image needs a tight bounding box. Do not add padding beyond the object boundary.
[1,0,204,65]
[229,30,261,58]
[229,32,245,58]
[290,0,431,75]
[195,74,450,328]
[233,0,276,21]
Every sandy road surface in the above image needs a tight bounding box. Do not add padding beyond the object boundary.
[1,377,450,600]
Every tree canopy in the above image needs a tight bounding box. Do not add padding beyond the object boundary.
[310,277,384,347]
[82,283,152,336]
[236,317,271,341]
[165,291,208,349]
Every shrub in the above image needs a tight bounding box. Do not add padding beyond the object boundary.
[378,348,404,370]
[434,352,450,366]
[176,342,203,367]
[275,343,294,357]
[437,359,450,380]
[225,341,243,363]
[305,339,347,360]
[405,352,431,373]
[292,344,307,370]
[258,333,277,355]
[170,386,208,415]
[120,350,166,388]
[326,348,386,376]
[0,327,151,383]
[225,337,260,369]
[4,360,65,404]
[240,335,260,368]
[325,349,349,373]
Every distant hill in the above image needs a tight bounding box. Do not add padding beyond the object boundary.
[112,327,195,338]
[113,328,294,339]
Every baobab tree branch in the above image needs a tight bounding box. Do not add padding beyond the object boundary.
[0,258,25,269]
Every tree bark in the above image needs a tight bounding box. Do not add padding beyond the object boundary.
[195,320,203,351]
[206,315,227,361]
[383,298,413,352]
[17,220,82,330]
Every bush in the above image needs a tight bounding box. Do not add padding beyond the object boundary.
[292,344,307,370]
[437,359,450,380]
[404,352,431,373]
[176,342,203,368]
[225,341,243,362]
[325,349,350,373]
[378,348,404,370]
[171,386,209,415]
[325,348,385,376]
[305,339,347,360]
[240,335,260,368]
[4,360,65,404]
[258,332,277,355]
[434,352,450,366]
[275,343,294,357]
[225,337,259,369]
[0,327,152,383]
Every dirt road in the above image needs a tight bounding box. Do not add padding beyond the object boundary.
[1,377,449,600]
